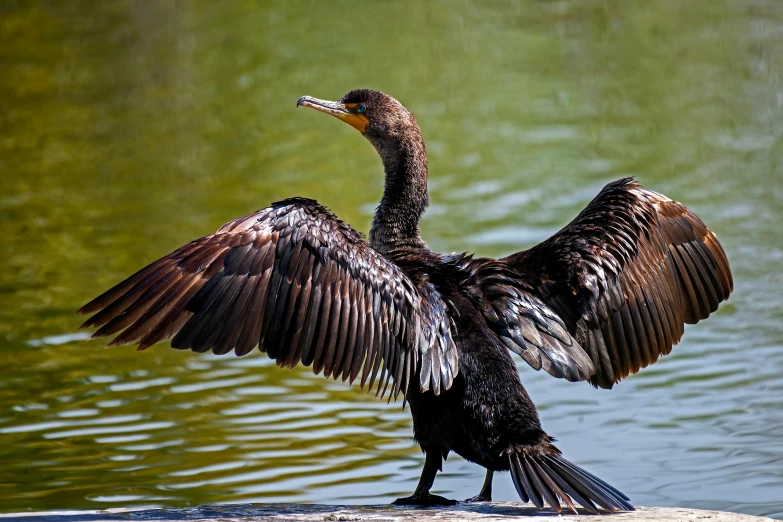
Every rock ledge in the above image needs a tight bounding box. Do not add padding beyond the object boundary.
[0,503,773,522]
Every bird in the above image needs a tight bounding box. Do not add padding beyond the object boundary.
[79,88,732,514]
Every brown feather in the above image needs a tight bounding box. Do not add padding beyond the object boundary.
[82,199,456,403]
[503,178,732,388]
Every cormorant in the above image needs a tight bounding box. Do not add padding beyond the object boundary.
[79,89,732,513]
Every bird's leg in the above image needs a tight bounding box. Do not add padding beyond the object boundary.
[392,451,457,506]
[464,469,493,502]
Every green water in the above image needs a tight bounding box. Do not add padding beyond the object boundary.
[1,0,782,517]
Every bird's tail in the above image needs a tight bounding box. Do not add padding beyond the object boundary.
[507,445,634,514]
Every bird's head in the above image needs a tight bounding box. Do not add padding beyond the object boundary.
[297,89,421,150]
[297,88,429,246]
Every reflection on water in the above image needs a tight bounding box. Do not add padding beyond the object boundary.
[1,0,782,518]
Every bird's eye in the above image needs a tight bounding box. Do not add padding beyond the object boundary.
[357,104,366,113]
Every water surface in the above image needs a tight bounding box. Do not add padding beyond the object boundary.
[1,0,782,518]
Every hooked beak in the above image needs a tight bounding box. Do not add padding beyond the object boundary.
[297,96,369,133]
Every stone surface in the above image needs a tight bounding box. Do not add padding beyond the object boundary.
[0,503,774,522]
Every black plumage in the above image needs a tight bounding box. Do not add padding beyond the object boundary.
[502,179,732,389]
[80,89,732,513]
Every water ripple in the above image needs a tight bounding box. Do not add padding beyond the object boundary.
[1,1,782,519]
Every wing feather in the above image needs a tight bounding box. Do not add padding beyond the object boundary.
[80,198,457,399]
[503,178,732,388]
[450,255,593,382]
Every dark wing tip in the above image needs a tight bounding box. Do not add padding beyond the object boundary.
[590,376,615,390]
[78,317,94,329]
[78,289,115,314]
[78,296,112,316]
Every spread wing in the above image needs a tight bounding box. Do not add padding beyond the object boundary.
[79,198,457,399]
[503,178,732,389]
[451,255,595,382]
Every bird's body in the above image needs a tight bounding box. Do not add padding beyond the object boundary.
[381,248,543,463]
[80,89,732,514]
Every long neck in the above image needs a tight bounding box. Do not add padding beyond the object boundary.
[369,132,428,254]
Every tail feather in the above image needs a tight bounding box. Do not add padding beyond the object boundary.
[508,455,530,503]
[549,454,631,504]
[524,457,563,511]
[530,457,577,513]
[515,454,542,508]
[508,449,634,514]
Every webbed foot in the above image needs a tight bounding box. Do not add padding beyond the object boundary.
[392,493,458,506]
